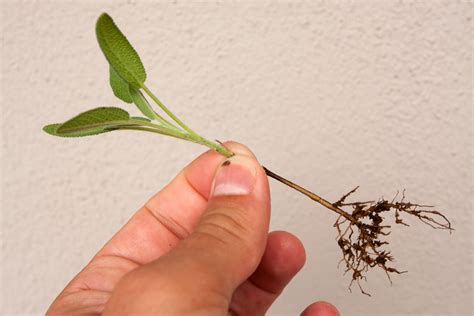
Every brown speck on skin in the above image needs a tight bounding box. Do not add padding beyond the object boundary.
[222,160,231,167]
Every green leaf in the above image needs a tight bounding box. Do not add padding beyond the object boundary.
[96,13,146,88]
[129,86,157,120]
[56,107,131,134]
[109,66,133,103]
[43,123,113,138]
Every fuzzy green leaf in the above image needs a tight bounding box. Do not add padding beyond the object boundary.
[110,66,133,103]
[43,123,113,137]
[96,13,146,88]
[129,87,157,120]
[56,107,131,134]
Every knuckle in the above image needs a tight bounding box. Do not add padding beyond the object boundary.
[194,206,261,263]
[198,207,250,245]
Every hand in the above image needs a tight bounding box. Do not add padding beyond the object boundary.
[47,142,339,315]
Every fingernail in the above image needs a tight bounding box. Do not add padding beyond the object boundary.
[211,156,257,197]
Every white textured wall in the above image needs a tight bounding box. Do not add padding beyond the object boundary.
[1,1,472,315]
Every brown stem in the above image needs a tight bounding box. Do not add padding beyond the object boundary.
[262,166,356,223]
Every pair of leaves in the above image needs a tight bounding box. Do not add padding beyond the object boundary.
[100,13,158,121]
[44,13,157,138]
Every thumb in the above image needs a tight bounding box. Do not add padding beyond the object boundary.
[102,144,271,315]
[191,145,271,289]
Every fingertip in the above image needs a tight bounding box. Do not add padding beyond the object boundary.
[227,231,306,314]
[301,301,340,316]
[183,140,259,200]
[249,231,306,294]
[265,231,306,277]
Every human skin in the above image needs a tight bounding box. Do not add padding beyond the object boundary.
[47,141,339,316]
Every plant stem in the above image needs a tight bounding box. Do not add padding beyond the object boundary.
[130,118,347,220]
[262,166,356,223]
[139,84,234,157]
[186,136,350,219]
[200,138,235,157]
[122,120,354,222]
[117,126,202,144]
[126,119,234,157]
[151,111,181,132]
[141,84,198,137]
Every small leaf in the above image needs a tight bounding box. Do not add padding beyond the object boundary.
[110,66,133,103]
[57,107,131,134]
[43,123,113,138]
[96,13,146,88]
[129,86,157,120]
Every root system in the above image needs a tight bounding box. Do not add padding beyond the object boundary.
[263,167,453,296]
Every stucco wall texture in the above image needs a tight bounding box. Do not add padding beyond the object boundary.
[1,1,472,315]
